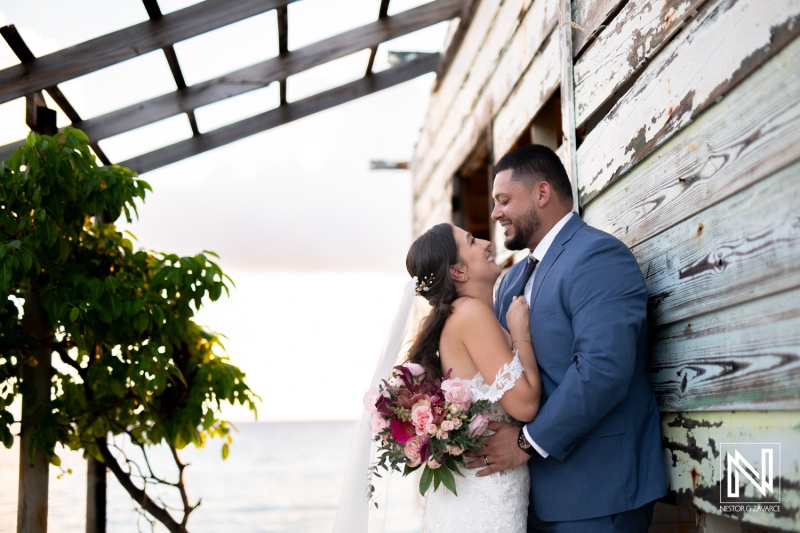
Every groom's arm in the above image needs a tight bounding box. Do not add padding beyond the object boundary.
[524,235,647,462]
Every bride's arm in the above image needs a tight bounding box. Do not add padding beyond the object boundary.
[453,299,541,421]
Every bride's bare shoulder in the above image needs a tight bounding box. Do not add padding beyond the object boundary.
[448,297,495,326]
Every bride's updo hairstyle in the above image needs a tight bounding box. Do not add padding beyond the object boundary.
[405,223,461,381]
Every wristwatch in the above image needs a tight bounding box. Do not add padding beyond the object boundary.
[517,427,537,456]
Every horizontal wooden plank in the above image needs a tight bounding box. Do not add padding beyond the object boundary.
[582,34,800,248]
[571,0,624,56]
[574,0,706,127]
[660,411,800,531]
[118,53,440,174]
[576,0,800,205]
[414,0,559,196]
[492,31,560,157]
[633,160,800,326]
[416,0,532,167]
[650,287,800,411]
[0,0,298,104]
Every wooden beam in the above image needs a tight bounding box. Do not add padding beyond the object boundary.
[65,0,460,142]
[277,5,288,106]
[0,0,299,104]
[366,0,392,75]
[119,53,440,174]
[559,0,579,213]
[0,25,111,165]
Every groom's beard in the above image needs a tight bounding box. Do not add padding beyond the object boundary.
[504,210,540,251]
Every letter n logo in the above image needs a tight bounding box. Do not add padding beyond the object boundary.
[720,443,780,504]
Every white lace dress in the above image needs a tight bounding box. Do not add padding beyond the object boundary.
[420,353,530,533]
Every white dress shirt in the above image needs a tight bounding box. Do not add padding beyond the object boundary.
[521,212,575,458]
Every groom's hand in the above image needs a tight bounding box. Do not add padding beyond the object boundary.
[463,421,530,477]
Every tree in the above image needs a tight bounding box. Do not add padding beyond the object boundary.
[0,128,258,532]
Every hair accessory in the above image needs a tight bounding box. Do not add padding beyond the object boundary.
[415,273,436,293]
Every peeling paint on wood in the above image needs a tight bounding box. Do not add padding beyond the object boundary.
[492,32,561,158]
[576,0,800,205]
[650,287,800,411]
[582,35,800,248]
[574,0,705,127]
[633,160,800,326]
[414,0,558,198]
[571,0,625,55]
[661,411,800,530]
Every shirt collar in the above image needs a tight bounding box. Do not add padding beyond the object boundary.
[530,212,575,262]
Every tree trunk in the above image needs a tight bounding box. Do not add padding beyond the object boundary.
[17,290,52,533]
[86,456,106,533]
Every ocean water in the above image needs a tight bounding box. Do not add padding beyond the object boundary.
[0,421,422,533]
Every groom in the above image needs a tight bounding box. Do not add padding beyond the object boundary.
[465,144,666,531]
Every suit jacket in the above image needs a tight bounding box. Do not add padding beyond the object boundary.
[494,214,666,522]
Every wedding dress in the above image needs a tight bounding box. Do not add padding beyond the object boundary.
[420,352,530,533]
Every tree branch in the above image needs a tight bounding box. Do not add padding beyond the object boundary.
[95,437,188,533]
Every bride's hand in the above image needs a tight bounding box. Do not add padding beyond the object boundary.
[506,296,531,342]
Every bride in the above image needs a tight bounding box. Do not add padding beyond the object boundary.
[333,222,541,533]
[405,223,541,533]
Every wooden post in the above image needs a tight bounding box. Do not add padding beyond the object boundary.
[86,457,106,533]
[17,95,56,533]
[18,291,53,533]
[558,0,580,214]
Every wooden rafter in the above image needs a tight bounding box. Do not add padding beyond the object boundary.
[0,0,300,104]
[119,53,440,174]
[366,0,392,76]
[0,25,111,164]
[277,5,289,106]
[0,0,459,157]
[140,0,200,135]
[433,0,478,90]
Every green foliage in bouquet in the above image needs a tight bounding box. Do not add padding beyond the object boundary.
[0,128,258,531]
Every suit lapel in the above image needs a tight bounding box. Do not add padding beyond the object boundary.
[529,215,585,309]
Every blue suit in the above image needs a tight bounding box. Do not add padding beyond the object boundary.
[494,214,666,523]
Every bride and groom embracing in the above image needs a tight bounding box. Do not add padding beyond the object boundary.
[338,144,667,532]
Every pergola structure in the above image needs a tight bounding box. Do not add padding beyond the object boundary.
[0,0,474,174]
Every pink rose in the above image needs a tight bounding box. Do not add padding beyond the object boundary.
[404,436,428,467]
[435,428,448,440]
[441,378,472,409]
[452,418,462,429]
[441,420,454,431]
[411,400,434,429]
[402,362,426,377]
[468,413,490,437]
[446,444,463,456]
[363,387,381,412]
[427,456,442,469]
[371,412,389,434]
[426,423,438,436]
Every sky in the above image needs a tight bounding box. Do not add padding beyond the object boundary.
[0,0,452,421]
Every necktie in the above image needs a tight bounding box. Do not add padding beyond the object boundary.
[517,256,539,298]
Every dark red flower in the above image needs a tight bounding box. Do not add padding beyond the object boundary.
[390,419,416,444]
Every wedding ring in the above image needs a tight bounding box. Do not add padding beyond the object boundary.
[483,455,490,466]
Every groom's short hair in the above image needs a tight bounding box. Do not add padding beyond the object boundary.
[493,144,574,205]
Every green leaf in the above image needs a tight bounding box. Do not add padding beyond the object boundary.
[419,465,433,495]
[7,240,20,250]
[43,219,58,246]
[0,425,12,449]
[69,307,79,322]
[433,468,441,491]
[438,465,457,495]
[222,442,229,460]
[49,454,61,467]
[133,312,148,333]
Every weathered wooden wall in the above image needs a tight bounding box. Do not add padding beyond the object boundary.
[412,0,800,530]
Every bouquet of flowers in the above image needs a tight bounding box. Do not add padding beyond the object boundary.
[363,362,491,497]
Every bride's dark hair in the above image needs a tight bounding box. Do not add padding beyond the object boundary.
[405,223,461,381]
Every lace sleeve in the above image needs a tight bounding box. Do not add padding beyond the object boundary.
[473,350,524,402]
